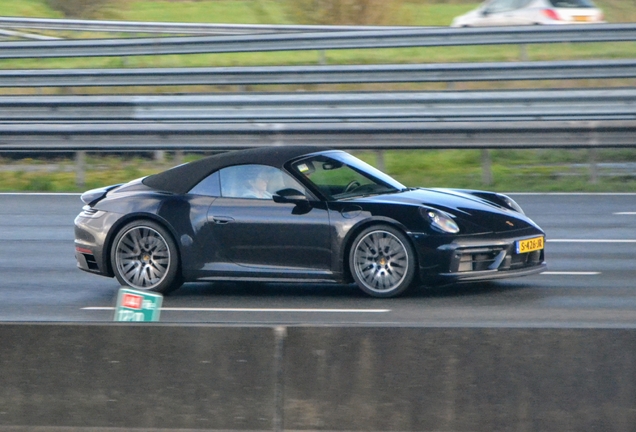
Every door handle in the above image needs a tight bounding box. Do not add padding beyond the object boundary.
[211,216,234,224]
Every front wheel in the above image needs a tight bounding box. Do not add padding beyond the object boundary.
[349,225,416,298]
[111,220,182,294]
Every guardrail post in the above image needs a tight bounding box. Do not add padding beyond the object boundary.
[481,149,493,186]
[154,150,165,163]
[588,128,599,184]
[375,150,385,173]
[174,150,184,166]
[318,50,326,65]
[519,44,529,61]
[589,148,598,184]
[75,151,86,189]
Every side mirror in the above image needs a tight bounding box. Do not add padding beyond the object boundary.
[481,8,490,16]
[273,188,308,204]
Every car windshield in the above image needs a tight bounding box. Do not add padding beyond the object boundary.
[548,0,596,8]
[290,151,405,200]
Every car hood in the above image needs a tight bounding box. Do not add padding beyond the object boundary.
[350,188,542,234]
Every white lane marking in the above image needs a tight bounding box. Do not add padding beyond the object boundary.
[542,272,600,275]
[0,192,81,196]
[548,239,636,243]
[3,192,635,197]
[508,192,636,196]
[614,212,636,215]
[83,307,391,313]
[1,192,624,196]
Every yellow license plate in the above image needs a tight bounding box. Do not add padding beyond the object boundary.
[573,16,591,22]
[516,236,544,254]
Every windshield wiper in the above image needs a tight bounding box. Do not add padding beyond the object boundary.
[355,188,403,198]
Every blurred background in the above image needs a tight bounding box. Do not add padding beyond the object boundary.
[0,0,634,193]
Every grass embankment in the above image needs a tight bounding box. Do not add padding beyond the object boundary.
[2,149,635,193]
[0,0,635,192]
[2,0,636,71]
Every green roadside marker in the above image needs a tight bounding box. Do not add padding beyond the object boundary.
[114,288,163,322]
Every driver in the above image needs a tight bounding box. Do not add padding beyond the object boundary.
[242,168,273,199]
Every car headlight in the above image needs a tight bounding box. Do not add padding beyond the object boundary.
[422,208,460,234]
[496,194,525,215]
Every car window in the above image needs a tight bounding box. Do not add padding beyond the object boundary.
[548,0,596,7]
[485,0,519,13]
[290,152,403,200]
[219,164,305,200]
[188,171,220,196]
[513,0,533,8]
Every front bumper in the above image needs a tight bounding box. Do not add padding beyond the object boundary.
[438,262,546,283]
[410,229,546,285]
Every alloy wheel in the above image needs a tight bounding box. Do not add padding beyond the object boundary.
[352,229,409,294]
[115,226,171,290]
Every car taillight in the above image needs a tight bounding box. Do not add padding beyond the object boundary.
[542,8,561,20]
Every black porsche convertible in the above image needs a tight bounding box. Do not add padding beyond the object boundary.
[74,146,546,298]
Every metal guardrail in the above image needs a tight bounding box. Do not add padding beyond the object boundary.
[0,28,59,41]
[0,120,630,151]
[0,24,635,58]
[0,89,633,122]
[0,21,633,155]
[1,59,635,87]
[0,16,415,35]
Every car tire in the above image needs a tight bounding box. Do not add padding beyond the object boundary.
[349,225,416,298]
[111,220,182,294]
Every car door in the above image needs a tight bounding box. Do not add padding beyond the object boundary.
[479,0,520,25]
[507,0,537,25]
[206,164,332,273]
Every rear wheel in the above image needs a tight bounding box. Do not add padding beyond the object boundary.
[349,225,416,298]
[111,220,182,294]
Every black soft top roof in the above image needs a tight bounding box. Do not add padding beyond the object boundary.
[142,146,327,194]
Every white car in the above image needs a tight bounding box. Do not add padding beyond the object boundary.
[451,0,604,27]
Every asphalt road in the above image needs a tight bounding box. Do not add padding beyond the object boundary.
[0,192,635,327]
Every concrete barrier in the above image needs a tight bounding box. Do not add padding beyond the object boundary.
[0,324,278,431]
[284,327,636,432]
[1,324,635,431]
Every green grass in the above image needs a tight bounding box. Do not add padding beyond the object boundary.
[355,149,636,192]
[2,149,635,193]
[0,0,635,70]
[98,0,291,24]
[402,3,474,26]
[1,41,635,73]
[0,0,62,18]
[0,155,164,192]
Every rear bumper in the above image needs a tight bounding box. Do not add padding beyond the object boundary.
[75,246,100,274]
[74,211,124,278]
